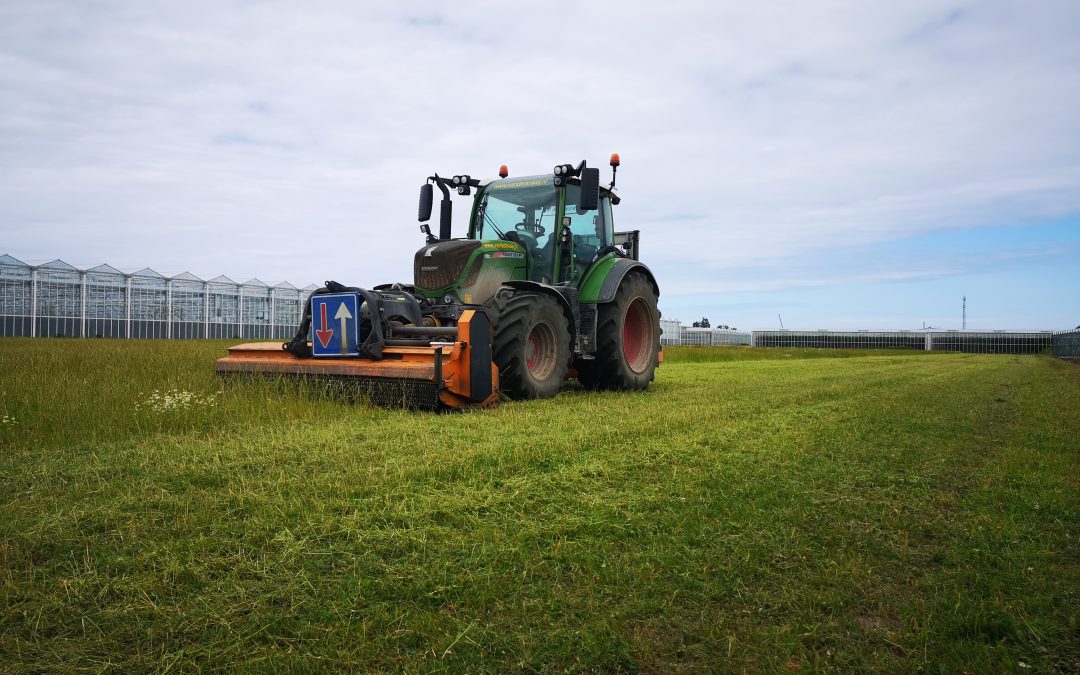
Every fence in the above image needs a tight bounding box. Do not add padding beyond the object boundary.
[0,254,312,340]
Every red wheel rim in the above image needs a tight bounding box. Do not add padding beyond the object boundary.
[526,321,557,380]
[623,298,653,373]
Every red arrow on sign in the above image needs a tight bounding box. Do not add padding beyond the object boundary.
[315,301,334,348]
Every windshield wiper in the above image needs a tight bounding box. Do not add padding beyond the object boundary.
[480,204,508,240]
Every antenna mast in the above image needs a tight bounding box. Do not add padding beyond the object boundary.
[962,295,966,330]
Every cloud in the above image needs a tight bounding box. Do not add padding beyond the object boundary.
[1,1,1078,325]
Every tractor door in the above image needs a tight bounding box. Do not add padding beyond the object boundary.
[562,184,614,282]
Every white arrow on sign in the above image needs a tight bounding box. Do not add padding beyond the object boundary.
[334,302,353,354]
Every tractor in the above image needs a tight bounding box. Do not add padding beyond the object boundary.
[217,155,661,409]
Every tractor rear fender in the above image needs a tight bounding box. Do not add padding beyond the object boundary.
[580,256,659,304]
[498,280,578,345]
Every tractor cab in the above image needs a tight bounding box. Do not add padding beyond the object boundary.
[415,156,623,299]
[472,174,616,284]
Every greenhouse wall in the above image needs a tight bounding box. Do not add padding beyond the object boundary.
[927,331,1053,355]
[1053,330,1080,360]
[0,254,310,340]
[679,327,753,347]
[752,330,928,350]
[659,321,752,347]
[749,330,1054,354]
[659,318,681,346]
[659,318,1067,356]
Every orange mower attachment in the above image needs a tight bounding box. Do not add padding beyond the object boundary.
[217,308,499,411]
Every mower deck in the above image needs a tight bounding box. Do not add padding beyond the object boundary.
[217,310,500,411]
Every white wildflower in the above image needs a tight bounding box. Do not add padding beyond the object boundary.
[134,389,218,414]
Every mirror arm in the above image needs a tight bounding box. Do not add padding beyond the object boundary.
[422,174,455,240]
[430,174,452,200]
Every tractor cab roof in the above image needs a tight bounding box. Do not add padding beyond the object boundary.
[477,174,619,199]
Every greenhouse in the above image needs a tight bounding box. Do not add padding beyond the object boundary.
[750,329,1054,354]
[679,327,753,347]
[658,317,1074,357]
[0,254,310,340]
[3,252,1076,360]
[752,330,928,350]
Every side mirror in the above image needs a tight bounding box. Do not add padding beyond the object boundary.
[418,183,433,222]
[579,168,600,212]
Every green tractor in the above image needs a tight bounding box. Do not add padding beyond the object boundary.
[219,154,660,408]
[402,154,661,399]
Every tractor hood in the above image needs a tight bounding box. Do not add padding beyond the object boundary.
[413,239,483,292]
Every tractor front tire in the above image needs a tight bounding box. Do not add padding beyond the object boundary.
[578,272,659,391]
[491,290,570,400]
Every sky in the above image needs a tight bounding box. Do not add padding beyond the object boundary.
[1,1,1078,330]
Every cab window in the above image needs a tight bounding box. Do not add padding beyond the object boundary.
[476,177,559,282]
[564,185,611,247]
[563,184,614,279]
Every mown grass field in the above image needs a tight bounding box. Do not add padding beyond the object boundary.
[1,339,1077,672]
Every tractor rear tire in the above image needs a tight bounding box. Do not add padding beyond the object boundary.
[491,290,570,400]
[578,272,659,391]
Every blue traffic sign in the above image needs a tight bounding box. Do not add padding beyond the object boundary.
[310,292,362,357]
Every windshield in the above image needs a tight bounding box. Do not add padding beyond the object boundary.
[475,176,557,244]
